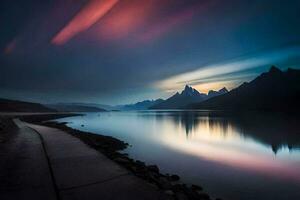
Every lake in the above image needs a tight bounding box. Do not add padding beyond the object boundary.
[55,110,300,200]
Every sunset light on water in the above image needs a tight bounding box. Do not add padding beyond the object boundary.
[56,111,300,200]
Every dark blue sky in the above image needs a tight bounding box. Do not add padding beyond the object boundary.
[1,0,300,104]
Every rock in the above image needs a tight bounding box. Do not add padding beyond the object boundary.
[170,174,180,181]
[113,157,130,164]
[136,160,145,167]
[135,162,147,173]
[172,184,185,192]
[147,171,159,183]
[147,165,159,173]
[164,190,174,196]
[175,192,189,200]
[158,177,172,190]
[182,187,209,200]
[191,184,203,191]
[129,165,137,172]
[196,192,210,200]
[149,171,160,179]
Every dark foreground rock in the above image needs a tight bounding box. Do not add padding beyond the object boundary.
[0,117,18,143]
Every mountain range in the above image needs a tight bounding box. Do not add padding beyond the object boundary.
[0,98,56,112]
[149,85,228,109]
[188,66,300,111]
[118,99,164,110]
[1,66,299,113]
[51,86,227,111]
[54,102,115,111]
[45,103,106,112]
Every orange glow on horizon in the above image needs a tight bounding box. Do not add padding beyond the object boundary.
[192,81,236,93]
[52,0,119,45]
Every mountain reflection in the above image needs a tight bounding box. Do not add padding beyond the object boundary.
[153,111,300,154]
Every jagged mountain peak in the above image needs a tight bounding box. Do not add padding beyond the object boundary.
[208,90,216,94]
[219,87,228,93]
[184,85,192,90]
[208,87,228,97]
[269,65,282,74]
[181,85,200,96]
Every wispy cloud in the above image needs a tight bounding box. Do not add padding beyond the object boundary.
[94,0,158,41]
[136,5,197,44]
[4,39,17,55]
[52,0,119,45]
[155,46,300,92]
[74,0,212,47]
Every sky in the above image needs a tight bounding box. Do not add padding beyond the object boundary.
[0,0,300,105]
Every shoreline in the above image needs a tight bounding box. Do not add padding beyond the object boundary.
[18,113,218,200]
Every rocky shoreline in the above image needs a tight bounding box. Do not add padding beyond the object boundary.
[21,114,221,200]
[0,117,17,143]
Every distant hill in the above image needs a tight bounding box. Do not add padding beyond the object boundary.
[120,99,164,110]
[48,100,166,111]
[0,98,56,112]
[57,102,114,110]
[150,85,228,109]
[187,66,300,111]
[45,103,106,112]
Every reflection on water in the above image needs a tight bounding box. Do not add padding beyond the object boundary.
[56,111,300,200]
[160,111,300,153]
[155,111,300,181]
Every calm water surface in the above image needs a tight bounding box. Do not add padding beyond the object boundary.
[55,110,300,200]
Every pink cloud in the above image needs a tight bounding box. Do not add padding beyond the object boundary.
[51,0,212,47]
[52,0,119,45]
[94,0,160,41]
[137,4,205,44]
